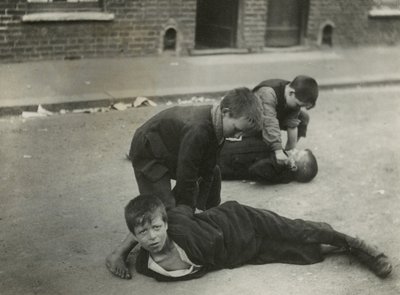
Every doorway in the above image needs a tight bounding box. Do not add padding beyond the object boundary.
[265,0,309,47]
[195,0,239,49]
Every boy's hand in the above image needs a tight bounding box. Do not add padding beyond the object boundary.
[285,149,296,156]
[274,149,289,165]
[288,157,297,171]
[286,149,298,171]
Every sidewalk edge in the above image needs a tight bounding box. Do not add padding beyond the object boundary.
[1,77,400,117]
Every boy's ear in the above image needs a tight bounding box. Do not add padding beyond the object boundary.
[286,85,296,97]
[221,107,231,116]
[286,85,295,92]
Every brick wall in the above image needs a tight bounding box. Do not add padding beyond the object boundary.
[307,0,400,46]
[241,0,267,51]
[1,0,400,62]
[0,0,197,62]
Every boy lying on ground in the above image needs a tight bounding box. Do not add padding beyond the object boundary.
[220,135,317,183]
[123,194,392,281]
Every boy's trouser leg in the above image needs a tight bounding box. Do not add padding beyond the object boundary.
[243,204,392,278]
[298,110,309,139]
[243,205,348,247]
[205,165,222,209]
[134,167,175,209]
[196,166,221,210]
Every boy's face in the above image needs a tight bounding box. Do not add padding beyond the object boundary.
[288,149,308,163]
[222,111,254,138]
[285,87,313,109]
[133,213,168,254]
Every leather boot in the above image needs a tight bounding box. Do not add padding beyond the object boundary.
[345,236,392,278]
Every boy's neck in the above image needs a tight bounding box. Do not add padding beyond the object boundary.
[150,236,174,260]
[150,237,192,271]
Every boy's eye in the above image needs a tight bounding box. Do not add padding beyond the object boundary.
[153,225,161,230]
[139,229,147,235]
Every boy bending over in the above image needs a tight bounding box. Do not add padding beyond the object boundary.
[106,87,262,279]
[253,75,318,166]
[220,135,318,183]
[124,194,392,281]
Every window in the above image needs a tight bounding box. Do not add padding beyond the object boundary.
[370,0,400,17]
[23,0,114,22]
[27,0,103,12]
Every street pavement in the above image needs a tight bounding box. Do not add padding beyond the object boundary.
[0,45,400,116]
[1,85,399,295]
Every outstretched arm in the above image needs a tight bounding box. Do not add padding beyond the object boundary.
[255,87,288,165]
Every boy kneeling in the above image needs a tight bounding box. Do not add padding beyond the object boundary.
[124,195,392,281]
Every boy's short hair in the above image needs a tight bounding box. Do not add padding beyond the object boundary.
[294,149,318,183]
[220,87,262,130]
[125,194,167,234]
[289,75,319,108]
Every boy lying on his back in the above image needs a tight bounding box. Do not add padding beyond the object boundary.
[220,136,318,183]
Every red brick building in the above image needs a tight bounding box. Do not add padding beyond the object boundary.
[1,0,399,61]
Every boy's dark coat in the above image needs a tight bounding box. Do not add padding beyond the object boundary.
[135,202,327,281]
[219,136,294,183]
[129,105,222,208]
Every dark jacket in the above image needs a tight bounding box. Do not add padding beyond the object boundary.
[136,201,327,281]
[219,136,294,183]
[129,105,222,208]
[253,79,301,130]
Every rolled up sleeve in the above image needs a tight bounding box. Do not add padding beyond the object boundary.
[255,87,282,151]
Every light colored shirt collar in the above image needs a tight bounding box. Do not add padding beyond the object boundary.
[147,241,202,278]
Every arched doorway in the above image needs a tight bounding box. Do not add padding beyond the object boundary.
[195,0,239,49]
[163,28,177,51]
[321,24,334,46]
[265,0,309,47]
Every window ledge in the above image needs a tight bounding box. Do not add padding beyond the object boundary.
[22,12,115,22]
[369,8,400,18]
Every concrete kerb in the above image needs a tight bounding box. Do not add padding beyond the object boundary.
[1,76,400,117]
[0,91,227,117]
[318,75,400,90]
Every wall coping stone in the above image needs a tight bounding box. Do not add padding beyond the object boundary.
[22,12,114,22]
[369,8,400,18]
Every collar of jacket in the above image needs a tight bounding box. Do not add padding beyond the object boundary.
[211,103,225,145]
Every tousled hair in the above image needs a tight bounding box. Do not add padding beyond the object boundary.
[125,194,167,234]
[289,75,319,108]
[220,87,262,130]
[294,149,318,183]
